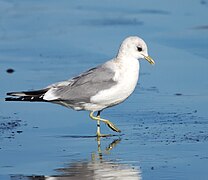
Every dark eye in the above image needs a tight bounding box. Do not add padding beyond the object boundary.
[137,46,142,52]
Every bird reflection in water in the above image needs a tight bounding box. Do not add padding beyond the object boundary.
[10,138,141,180]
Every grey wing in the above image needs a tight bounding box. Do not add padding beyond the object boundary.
[46,64,117,103]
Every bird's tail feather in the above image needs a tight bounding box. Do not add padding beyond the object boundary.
[5,89,48,102]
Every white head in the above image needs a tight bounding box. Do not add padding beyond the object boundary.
[117,36,155,64]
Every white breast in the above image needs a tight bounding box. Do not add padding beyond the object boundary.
[90,58,140,108]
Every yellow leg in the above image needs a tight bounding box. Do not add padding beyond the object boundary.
[89,111,121,137]
[96,118,102,137]
[94,112,110,137]
[96,112,101,136]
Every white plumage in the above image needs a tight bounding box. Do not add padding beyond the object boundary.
[6,36,155,136]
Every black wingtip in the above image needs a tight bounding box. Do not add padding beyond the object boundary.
[5,97,15,101]
[5,96,46,102]
[5,89,48,102]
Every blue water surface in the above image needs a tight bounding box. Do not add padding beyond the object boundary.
[0,0,208,179]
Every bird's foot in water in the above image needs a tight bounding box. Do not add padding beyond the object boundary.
[96,132,113,138]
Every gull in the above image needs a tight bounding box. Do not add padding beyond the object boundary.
[5,36,155,137]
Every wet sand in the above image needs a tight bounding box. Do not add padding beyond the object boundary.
[0,0,208,179]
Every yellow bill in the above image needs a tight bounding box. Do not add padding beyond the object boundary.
[144,55,155,65]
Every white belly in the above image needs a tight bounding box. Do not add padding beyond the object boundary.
[90,59,140,110]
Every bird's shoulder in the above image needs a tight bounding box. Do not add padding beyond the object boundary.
[70,60,116,86]
[46,59,117,90]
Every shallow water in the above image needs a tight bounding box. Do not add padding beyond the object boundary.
[0,0,208,179]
